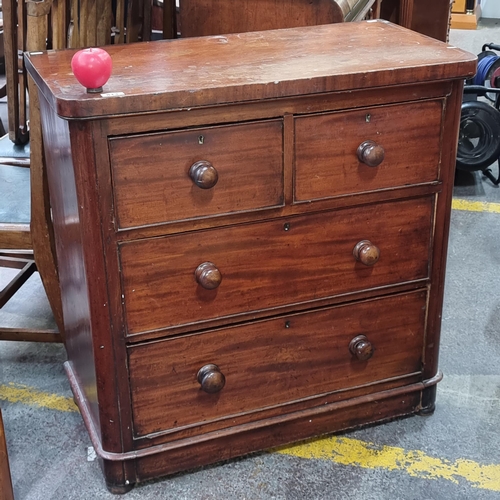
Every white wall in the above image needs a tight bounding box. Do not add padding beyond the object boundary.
[482,0,500,19]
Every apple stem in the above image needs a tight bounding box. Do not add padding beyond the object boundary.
[87,86,103,94]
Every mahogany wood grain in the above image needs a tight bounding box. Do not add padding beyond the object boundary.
[0,224,31,249]
[134,368,424,447]
[422,79,466,383]
[120,196,433,335]
[38,96,131,486]
[28,76,65,337]
[24,21,476,120]
[134,391,421,482]
[398,0,414,28]
[294,100,443,202]
[410,0,453,43]
[102,81,453,139]
[128,291,426,437]
[178,0,346,38]
[38,96,99,425]
[109,120,284,228]
[26,21,475,491]
[381,0,452,42]
[0,327,60,342]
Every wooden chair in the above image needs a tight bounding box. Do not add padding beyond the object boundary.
[0,0,157,343]
[0,0,451,346]
[381,0,454,42]
[176,0,382,38]
[0,408,14,500]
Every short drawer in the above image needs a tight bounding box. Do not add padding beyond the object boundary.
[120,196,433,335]
[128,291,426,438]
[109,120,284,229]
[294,100,443,202]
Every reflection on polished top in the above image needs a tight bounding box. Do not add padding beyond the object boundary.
[24,20,476,119]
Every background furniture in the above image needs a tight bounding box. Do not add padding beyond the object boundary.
[0,0,456,345]
[451,0,481,30]
[0,0,157,342]
[26,21,475,492]
[1,0,64,342]
[177,0,381,37]
[381,0,453,41]
[0,408,14,500]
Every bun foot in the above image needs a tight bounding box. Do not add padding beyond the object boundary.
[417,385,437,416]
[417,402,436,416]
[106,482,135,494]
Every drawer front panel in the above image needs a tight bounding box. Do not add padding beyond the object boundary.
[120,196,433,334]
[109,120,284,228]
[294,100,442,202]
[128,291,426,438]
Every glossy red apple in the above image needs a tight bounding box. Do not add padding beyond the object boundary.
[71,47,112,93]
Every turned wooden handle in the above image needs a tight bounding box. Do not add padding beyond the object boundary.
[357,140,385,167]
[189,160,218,189]
[349,335,374,361]
[195,262,222,290]
[197,364,226,393]
[353,240,380,266]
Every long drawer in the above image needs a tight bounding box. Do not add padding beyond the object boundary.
[128,291,426,438]
[294,100,443,202]
[119,196,433,335]
[109,120,284,229]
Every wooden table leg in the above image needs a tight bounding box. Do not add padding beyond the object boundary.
[0,409,14,500]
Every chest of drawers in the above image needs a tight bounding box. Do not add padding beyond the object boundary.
[25,21,476,493]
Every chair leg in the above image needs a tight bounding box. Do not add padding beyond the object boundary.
[0,409,14,500]
[399,0,415,28]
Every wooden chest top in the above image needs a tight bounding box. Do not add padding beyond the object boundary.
[25,20,476,119]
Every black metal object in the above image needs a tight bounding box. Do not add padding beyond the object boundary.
[466,0,475,11]
[457,44,500,185]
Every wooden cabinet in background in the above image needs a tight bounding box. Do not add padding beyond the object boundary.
[451,0,481,29]
[25,21,475,493]
[381,0,454,40]
[452,0,467,13]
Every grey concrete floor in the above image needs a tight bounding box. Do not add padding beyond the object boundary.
[1,21,500,500]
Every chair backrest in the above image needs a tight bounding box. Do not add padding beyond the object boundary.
[178,0,377,38]
[380,0,452,42]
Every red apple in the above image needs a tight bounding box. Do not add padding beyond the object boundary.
[71,47,112,93]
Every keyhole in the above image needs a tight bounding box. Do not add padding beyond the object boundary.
[198,135,204,145]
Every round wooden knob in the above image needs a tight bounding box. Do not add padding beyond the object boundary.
[195,262,222,290]
[353,240,380,266]
[357,140,385,167]
[197,364,226,393]
[189,160,218,189]
[349,335,374,361]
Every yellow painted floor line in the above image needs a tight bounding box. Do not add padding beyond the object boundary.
[0,383,77,413]
[3,383,499,492]
[275,436,500,492]
[452,198,500,214]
